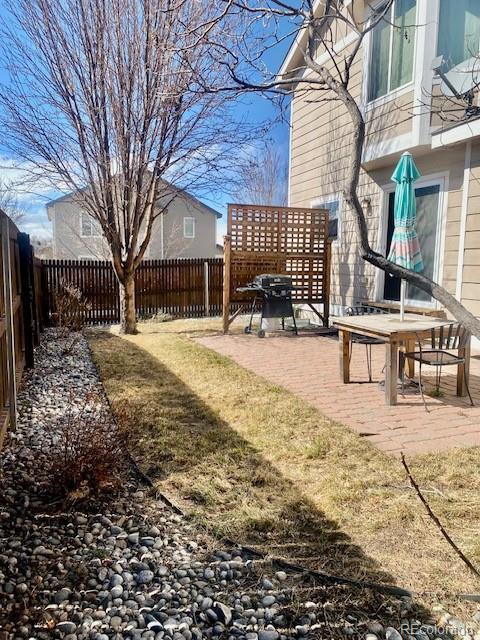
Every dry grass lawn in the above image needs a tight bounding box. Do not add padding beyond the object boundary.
[88,318,480,617]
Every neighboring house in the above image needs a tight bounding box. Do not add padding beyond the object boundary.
[281,0,480,325]
[47,184,221,260]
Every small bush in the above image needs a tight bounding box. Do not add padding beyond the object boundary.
[139,311,175,323]
[46,392,126,501]
[53,278,91,332]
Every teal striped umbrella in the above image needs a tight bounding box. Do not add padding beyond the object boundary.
[388,152,424,319]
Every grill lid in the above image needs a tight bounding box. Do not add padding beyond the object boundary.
[252,274,294,289]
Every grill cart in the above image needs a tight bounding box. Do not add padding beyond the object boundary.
[237,274,298,338]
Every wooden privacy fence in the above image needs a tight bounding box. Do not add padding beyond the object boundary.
[42,258,224,324]
[223,203,331,333]
[1,210,43,448]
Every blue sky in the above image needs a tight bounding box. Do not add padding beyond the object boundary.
[0,14,293,243]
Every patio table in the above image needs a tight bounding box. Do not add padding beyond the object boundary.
[333,313,471,406]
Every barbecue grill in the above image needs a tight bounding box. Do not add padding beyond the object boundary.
[237,274,298,338]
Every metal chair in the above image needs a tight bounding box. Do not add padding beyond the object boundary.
[346,305,388,382]
[400,322,474,411]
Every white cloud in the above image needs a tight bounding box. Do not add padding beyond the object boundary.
[0,157,60,202]
[17,208,52,240]
[0,156,58,240]
[19,219,52,241]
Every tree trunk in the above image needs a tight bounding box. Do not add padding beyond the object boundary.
[119,273,137,334]
[337,85,480,340]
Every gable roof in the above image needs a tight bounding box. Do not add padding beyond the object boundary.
[46,180,222,219]
[277,0,358,79]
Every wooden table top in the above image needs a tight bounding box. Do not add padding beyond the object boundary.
[333,312,451,340]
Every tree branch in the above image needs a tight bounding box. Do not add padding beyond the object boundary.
[401,454,480,581]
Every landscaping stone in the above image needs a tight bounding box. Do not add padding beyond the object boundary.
[0,329,471,640]
[386,627,404,640]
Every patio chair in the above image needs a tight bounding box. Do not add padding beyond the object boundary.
[399,322,474,411]
[346,305,388,382]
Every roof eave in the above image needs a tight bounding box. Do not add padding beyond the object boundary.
[277,0,356,81]
[277,0,327,79]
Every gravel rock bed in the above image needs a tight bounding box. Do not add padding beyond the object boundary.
[0,329,475,640]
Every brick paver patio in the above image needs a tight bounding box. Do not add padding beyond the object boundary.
[196,331,480,456]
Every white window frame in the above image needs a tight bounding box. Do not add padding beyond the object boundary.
[80,211,101,238]
[311,194,342,243]
[363,0,418,109]
[375,171,448,308]
[435,0,480,72]
[183,216,195,239]
[78,254,95,261]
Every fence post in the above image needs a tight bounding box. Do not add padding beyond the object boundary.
[1,216,17,430]
[31,255,42,342]
[40,262,50,326]
[222,236,231,334]
[204,261,210,317]
[18,232,35,368]
[324,240,332,328]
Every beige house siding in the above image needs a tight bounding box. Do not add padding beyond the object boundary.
[148,193,218,259]
[290,84,470,313]
[365,90,414,147]
[50,198,111,260]
[289,49,415,309]
[48,192,219,260]
[286,0,480,326]
[290,84,380,310]
[462,142,480,316]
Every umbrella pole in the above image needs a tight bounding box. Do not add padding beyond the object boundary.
[400,279,406,321]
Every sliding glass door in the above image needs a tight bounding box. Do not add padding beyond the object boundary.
[383,183,441,304]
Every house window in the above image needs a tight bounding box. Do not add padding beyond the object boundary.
[437,0,480,72]
[81,211,101,237]
[183,217,195,239]
[368,0,416,102]
[313,198,340,240]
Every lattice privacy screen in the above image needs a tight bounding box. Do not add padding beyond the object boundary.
[227,204,330,305]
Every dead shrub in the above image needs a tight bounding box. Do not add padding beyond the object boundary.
[53,278,91,332]
[46,391,126,501]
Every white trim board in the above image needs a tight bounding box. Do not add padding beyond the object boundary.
[277,0,355,78]
[363,131,415,165]
[288,97,294,207]
[456,141,471,300]
[432,118,480,149]
[310,193,343,244]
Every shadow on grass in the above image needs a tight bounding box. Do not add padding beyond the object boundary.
[90,331,413,594]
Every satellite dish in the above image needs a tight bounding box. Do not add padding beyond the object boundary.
[440,57,480,97]
[432,55,480,117]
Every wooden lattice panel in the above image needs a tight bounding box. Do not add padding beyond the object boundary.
[227,204,330,307]
[229,204,328,255]
[284,257,327,302]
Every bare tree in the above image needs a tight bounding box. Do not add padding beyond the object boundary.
[0,177,26,225]
[232,145,288,205]
[210,0,480,338]
[0,0,254,333]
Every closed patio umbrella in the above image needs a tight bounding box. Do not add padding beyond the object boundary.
[387,151,424,320]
